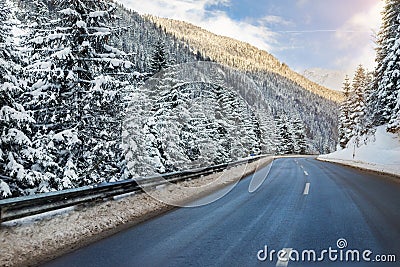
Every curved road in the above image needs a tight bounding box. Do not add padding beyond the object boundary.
[44,158,400,266]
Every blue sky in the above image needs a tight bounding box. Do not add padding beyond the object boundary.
[117,0,383,74]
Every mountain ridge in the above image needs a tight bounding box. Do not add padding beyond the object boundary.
[146,16,344,103]
[303,68,347,91]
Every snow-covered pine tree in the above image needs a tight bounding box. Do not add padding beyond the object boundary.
[123,84,164,177]
[338,75,352,148]
[0,0,49,198]
[149,40,168,75]
[249,112,263,155]
[25,0,133,188]
[361,71,374,135]
[372,0,400,133]
[23,6,73,190]
[255,110,276,153]
[275,116,294,155]
[388,85,400,133]
[124,62,265,176]
[292,117,307,154]
[18,0,51,37]
[386,7,400,133]
[349,65,367,145]
[209,83,232,163]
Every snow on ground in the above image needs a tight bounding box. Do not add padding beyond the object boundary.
[318,126,400,177]
[0,157,272,267]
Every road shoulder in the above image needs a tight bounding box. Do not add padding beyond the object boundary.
[0,157,272,267]
[317,156,400,179]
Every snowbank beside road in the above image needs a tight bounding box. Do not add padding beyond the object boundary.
[318,126,400,177]
[0,157,272,267]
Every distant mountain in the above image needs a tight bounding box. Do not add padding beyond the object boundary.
[147,16,344,103]
[302,68,347,91]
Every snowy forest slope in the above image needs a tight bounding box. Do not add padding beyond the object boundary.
[141,15,339,152]
[87,1,339,153]
[147,16,344,103]
[0,0,339,198]
[98,2,339,154]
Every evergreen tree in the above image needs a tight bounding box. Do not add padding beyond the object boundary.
[292,117,307,154]
[276,116,294,155]
[338,76,352,148]
[25,0,133,189]
[371,0,400,132]
[388,89,400,132]
[255,110,276,153]
[149,40,168,75]
[363,71,375,133]
[350,65,367,144]
[0,0,48,198]
[386,5,400,133]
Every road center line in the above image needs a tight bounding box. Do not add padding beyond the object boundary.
[303,170,309,176]
[303,183,310,195]
[276,248,293,267]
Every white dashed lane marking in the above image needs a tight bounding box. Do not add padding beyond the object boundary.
[303,183,311,195]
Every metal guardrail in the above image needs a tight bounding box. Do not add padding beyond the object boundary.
[0,155,267,222]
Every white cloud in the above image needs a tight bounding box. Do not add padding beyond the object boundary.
[259,15,293,27]
[116,0,277,52]
[334,1,384,72]
[200,12,278,51]
[117,0,226,22]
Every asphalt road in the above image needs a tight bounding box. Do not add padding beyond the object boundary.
[44,158,400,267]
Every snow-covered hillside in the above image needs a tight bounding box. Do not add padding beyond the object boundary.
[319,126,400,176]
[124,62,274,176]
[303,68,347,91]
[0,0,341,199]
[149,16,344,103]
